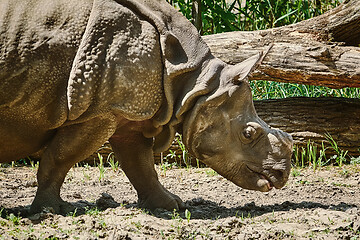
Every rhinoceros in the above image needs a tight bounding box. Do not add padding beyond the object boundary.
[0,0,293,214]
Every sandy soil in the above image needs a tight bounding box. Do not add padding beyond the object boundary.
[0,164,359,239]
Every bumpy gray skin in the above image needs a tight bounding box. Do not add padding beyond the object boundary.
[0,0,293,214]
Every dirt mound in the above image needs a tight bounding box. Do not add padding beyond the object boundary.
[1,165,359,239]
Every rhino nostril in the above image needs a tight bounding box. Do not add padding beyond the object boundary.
[273,169,285,179]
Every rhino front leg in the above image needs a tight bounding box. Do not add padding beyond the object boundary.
[30,116,117,214]
[110,131,185,211]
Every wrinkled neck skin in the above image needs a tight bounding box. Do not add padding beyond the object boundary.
[152,56,227,152]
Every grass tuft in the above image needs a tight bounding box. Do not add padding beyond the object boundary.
[291,133,358,169]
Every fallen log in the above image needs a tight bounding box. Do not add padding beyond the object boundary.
[254,97,360,157]
[203,0,360,89]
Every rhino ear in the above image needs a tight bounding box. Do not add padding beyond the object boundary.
[162,33,188,65]
[230,44,273,84]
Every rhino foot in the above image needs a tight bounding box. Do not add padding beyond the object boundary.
[138,186,185,211]
[30,192,75,215]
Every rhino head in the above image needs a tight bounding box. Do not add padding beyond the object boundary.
[182,52,293,192]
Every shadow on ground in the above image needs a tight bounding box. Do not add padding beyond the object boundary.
[2,192,356,223]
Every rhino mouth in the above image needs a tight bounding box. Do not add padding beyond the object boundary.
[259,173,274,190]
[246,166,274,191]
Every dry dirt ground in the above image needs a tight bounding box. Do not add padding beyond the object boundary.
[0,164,359,239]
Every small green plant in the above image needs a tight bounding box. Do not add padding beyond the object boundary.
[82,168,91,181]
[296,179,309,185]
[340,168,350,178]
[291,168,301,177]
[160,161,176,176]
[7,213,21,225]
[306,140,317,170]
[184,209,191,223]
[171,209,182,221]
[107,153,119,172]
[131,221,142,230]
[170,209,183,237]
[195,158,201,168]
[300,140,327,170]
[161,149,177,169]
[85,207,101,216]
[67,208,78,218]
[176,134,191,168]
[83,163,91,170]
[160,230,166,239]
[318,141,329,167]
[67,209,80,224]
[325,133,349,167]
[301,146,306,168]
[97,153,106,181]
[99,219,107,229]
[205,169,218,177]
[165,149,177,161]
[28,157,39,170]
[235,210,249,220]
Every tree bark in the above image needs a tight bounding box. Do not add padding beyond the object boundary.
[254,97,360,156]
[203,0,360,89]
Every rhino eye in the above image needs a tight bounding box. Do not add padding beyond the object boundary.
[242,126,256,140]
[243,130,252,139]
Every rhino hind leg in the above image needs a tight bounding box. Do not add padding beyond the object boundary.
[30,116,117,215]
[110,132,185,211]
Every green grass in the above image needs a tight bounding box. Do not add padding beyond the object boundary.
[167,0,342,35]
[292,134,360,169]
[250,81,360,100]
